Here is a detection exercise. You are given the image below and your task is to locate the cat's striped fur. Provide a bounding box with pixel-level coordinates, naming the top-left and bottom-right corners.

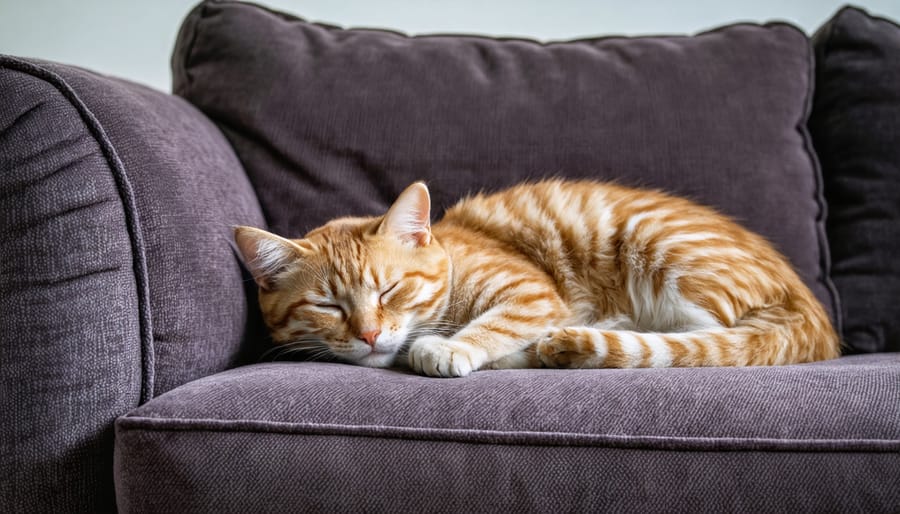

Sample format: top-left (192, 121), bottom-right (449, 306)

top-left (234, 180), bottom-right (839, 377)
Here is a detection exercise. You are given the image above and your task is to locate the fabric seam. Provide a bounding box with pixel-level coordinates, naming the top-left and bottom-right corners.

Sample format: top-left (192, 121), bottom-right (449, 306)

top-left (117, 416), bottom-right (900, 453)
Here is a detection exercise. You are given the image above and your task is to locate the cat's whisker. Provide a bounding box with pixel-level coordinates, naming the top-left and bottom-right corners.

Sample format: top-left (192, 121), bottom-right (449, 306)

top-left (260, 335), bottom-right (333, 362)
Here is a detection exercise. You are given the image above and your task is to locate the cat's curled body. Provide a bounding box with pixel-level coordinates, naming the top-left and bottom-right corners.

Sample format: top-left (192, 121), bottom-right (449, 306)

top-left (235, 180), bottom-right (839, 377)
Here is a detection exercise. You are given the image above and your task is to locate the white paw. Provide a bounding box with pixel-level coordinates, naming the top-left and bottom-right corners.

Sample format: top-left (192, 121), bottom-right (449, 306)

top-left (408, 336), bottom-right (487, 378)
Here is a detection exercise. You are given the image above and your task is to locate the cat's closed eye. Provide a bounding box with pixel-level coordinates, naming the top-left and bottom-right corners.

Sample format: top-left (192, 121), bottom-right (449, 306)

top-left (379, 282), bottom-right (401, 304)
top-left (312, 303), bottom-right (345, 318)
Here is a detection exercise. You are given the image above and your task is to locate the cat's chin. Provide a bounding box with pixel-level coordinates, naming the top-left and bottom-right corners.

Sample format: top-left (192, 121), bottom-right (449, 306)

top-left (354, 351), bottom-right (399, 368)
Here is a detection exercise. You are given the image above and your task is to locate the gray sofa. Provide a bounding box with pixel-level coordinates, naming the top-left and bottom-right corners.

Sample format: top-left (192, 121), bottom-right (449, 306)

top-left (2, 2), bottom-right (898, 512)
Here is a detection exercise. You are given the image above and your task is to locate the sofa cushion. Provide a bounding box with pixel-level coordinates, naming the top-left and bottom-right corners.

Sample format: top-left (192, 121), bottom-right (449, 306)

top-left (0, 56), bottom-right (144, 513)
top-left (0, 56), bottom-right (265, 511)
top-left (172, 0), bottom-right (839, 325)
top-left (115, 357), bottom-right (900, 512)
top-left (809, 7), bottom-right (900, 353)
top-left (24, 59), bottom-right (269, 396)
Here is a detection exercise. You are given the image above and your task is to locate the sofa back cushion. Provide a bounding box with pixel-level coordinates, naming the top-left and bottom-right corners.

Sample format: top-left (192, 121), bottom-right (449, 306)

top-left (173, 1), bottom-right (839, 324)
top-left (810, 7), bottom-right (900, 353)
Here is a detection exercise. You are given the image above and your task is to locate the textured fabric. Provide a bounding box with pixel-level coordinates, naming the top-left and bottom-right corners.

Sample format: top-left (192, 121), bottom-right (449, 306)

top-left (809, 7), bottom-right (900, 353)
top-left (115, 357), bottom-right (900, 512)
top-left (0, 55), bottom-right (266, 512)
top-left (30, 59), bottom-right (270, 394)
top-left (0, 56), bottom-right (145, 514)
top-left (115, 434), bottom-right (899, 514)
top-left (172, 0), bottom-right (839, 324)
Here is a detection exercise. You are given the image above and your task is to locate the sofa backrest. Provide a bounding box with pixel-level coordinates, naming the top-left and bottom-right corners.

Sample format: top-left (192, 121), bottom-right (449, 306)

top-left (172, 0), bottom-right (839, 325)
top-left (810, 6), bottom-right (900, 353)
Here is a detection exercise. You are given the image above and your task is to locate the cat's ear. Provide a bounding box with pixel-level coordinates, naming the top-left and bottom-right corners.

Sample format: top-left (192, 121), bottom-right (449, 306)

top-left (379, 182), bottom-right (432, 247)
top-left (233, 226), bottom-right (311, 291)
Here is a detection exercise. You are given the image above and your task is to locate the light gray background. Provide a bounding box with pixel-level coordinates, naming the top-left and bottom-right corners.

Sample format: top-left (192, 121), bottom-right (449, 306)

top-left (1, 1), bottom-right (898, 92)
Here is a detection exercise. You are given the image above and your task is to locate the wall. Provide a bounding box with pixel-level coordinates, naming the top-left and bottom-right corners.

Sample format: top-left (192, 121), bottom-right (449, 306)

top-left (1, 0), bottom-right (898, 92)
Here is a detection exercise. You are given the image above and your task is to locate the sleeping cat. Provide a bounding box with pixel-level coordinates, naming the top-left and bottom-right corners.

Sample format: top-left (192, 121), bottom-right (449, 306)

top-left (234, 180), bottom-right (840, 377)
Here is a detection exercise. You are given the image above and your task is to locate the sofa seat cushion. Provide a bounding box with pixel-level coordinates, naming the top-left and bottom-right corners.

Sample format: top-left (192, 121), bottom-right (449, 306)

top-left (115, 357), bottom-right (900, 512)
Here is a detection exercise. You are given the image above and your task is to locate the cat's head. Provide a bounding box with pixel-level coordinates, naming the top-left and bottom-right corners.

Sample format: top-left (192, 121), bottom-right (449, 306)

top-left (234, 182), bottom-right (450, 368)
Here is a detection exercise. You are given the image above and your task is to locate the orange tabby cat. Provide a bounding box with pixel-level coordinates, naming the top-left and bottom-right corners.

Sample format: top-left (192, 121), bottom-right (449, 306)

top-left (234, 180), bottom-right (839, 377)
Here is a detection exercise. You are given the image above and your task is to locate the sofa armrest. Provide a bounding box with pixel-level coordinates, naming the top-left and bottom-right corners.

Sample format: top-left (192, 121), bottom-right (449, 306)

top-left (0, 56), bottom-right (265, 512)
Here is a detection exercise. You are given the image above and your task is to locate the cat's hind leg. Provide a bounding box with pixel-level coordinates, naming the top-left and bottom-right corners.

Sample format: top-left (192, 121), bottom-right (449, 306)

top-left (488, 314), bottom-right (636, 370)
top-left (484, 316), bottom-right (630, 370)
top-left (486, 314), bottom-right (635, 370)
top-left (537, 327), bottom-right (618, 368)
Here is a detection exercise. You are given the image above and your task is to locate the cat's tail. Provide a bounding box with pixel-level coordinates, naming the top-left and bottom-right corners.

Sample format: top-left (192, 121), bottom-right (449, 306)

top-left (537, 301), bottom-right (840, 368)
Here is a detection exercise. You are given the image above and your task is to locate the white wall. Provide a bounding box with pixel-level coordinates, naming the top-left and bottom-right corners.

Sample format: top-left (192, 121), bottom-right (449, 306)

top-left (1, 0), bottom-right (898, 92)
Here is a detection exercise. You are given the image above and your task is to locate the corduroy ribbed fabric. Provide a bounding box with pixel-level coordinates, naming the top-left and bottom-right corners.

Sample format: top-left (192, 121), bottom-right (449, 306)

top-left (115, 356), bottom-right (900, 513)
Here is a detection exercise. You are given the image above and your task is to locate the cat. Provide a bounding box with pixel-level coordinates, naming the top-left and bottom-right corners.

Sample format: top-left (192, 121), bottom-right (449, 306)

top-left (234, 180), bottom-right (840, 377)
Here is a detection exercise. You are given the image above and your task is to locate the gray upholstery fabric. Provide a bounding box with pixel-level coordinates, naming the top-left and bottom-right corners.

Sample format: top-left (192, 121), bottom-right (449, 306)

top-left (34, 60), bottom-right (269, 395)
top-left (810, 7), bottom-right (900, 353)
top-left (0, 55), bottom-right (265, 512)
top-left (115, 435), bottom-right (898, 513)
top-left (115, 356), bottom-right (900, 513)
top-left (0, 56), bottom-right (145, 514)
top-left (172, 0), bottom-right (839, 325)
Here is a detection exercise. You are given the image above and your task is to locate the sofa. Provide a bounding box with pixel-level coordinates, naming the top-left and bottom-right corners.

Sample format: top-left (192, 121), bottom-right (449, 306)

top-left (1, 1), bottom-right (898, 512)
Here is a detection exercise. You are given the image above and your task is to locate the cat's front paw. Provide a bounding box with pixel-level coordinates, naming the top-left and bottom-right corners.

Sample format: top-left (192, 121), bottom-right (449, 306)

top-left (537, 328), bottom-right (599, 368)
top-left (408, 336), bottom-right (487, 378)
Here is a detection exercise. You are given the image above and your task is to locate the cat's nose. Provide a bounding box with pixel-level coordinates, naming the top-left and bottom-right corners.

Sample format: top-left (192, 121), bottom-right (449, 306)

top-left (359, 329), bottom-right (381, 347)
